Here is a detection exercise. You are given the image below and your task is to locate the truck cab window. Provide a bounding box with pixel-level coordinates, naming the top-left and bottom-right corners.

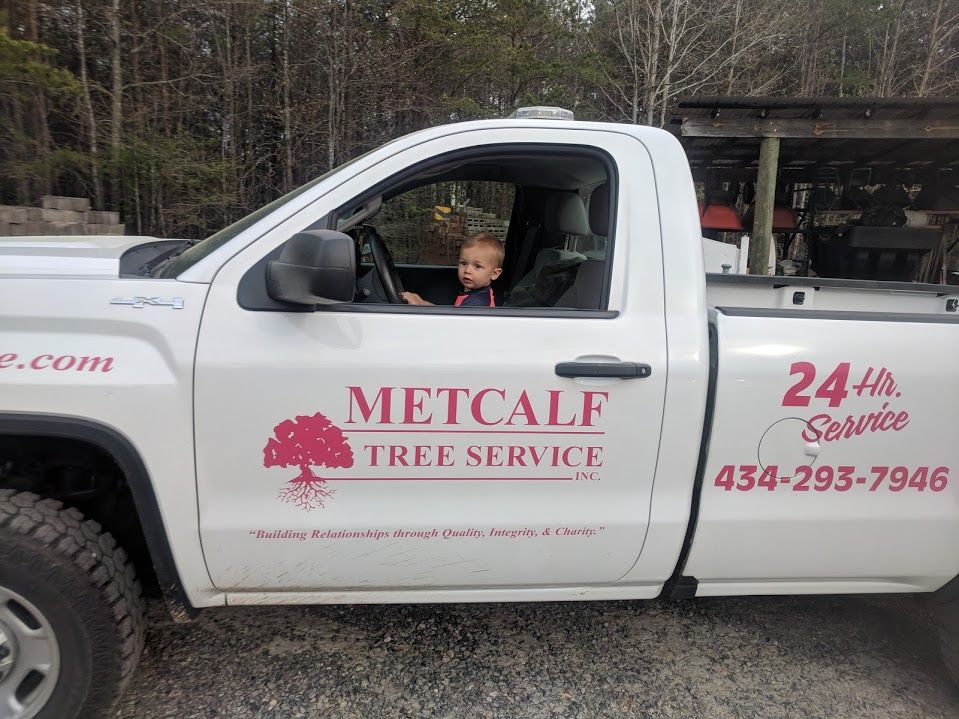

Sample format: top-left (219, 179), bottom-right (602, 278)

top-left (333, 147), bottom-right (615, 311)
top-left (375, 181), bottom-right (513, 266)
top-left (350, 181), bottom-right (514, 306)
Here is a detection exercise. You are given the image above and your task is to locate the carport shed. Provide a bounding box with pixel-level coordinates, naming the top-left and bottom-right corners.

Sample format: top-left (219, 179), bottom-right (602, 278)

top-left (670, 96), bottom-right (959, 282)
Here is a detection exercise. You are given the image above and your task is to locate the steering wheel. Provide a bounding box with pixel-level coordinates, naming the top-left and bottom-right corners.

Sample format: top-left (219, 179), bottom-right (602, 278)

top-left (365, 227), bottom-right (404, 304)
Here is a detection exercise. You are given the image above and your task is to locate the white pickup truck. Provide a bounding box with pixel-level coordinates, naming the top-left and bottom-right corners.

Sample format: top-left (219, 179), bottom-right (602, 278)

top-left (2, 110), bottom-right (958, 718)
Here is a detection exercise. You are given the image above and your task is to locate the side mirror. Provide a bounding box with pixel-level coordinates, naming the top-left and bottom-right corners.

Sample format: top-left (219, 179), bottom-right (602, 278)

top-left (266, 230), bottom-right (356, 305)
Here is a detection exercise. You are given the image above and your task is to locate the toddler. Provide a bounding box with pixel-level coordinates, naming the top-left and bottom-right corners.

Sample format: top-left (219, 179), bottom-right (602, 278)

top-left (402, 232), bottom-right (504, 307)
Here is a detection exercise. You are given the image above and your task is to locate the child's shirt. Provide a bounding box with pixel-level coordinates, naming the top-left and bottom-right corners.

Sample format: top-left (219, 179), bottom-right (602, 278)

top-left (454, 285), bottom-right (496, 307)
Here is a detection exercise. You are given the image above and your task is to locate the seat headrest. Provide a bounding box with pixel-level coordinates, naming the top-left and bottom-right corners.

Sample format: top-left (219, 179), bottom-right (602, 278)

top-left (543, 191), bottom-right (589, 236)
top-left (588, 183), bottom-right (610, 236)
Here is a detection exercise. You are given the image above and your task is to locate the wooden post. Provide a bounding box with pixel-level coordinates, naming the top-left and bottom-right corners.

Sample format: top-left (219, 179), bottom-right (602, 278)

top-left (749, 137), bottom-right (780, 274)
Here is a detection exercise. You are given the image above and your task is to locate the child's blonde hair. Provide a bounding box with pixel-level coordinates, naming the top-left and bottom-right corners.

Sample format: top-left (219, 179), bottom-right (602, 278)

top-left (461, 232), bottom-right (505, 268)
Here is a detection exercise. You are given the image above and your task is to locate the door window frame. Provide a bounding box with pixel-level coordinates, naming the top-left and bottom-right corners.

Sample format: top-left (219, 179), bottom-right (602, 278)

top-left (236, 143), bottom-right (620, 318)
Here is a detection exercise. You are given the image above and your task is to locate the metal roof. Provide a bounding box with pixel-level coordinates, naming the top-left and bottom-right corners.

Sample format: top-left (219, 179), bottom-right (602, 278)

top-left (670, 95), bottom-right (959, 183)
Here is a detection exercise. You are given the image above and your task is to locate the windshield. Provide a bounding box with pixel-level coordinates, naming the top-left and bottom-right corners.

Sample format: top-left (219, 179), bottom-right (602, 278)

top-left (156, 150), bottom-right (376, 278)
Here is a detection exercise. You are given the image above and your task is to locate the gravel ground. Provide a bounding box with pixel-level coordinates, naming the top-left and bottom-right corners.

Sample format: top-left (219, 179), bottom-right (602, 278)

top-left (117, 594), bottom-right (959, 719)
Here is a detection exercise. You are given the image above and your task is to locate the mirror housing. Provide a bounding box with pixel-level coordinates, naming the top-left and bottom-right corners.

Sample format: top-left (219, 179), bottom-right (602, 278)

top-left (266, 230), bottom-right (356, 305)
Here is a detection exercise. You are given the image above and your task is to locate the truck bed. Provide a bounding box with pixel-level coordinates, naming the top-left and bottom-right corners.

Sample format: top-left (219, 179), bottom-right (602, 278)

top-left (705, 273), bottom-right (959, 315)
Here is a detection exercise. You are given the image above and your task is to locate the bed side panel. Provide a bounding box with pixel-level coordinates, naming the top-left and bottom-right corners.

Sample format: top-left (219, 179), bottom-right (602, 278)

top-left (684, 310), bottom-right (959, 595)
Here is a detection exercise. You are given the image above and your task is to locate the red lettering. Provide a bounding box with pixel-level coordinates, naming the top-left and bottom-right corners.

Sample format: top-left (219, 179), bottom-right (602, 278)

top-left (580, 391), bottom-right (608, 427)
top-left (814, 363), bottom-right (850, 407)
top-left (437, 445), bottom-right (454, 466)
top-left (402, 388), bottom-right (432, 424)
top-left (586, 446), bottom-right (603, 466)
top-left (347, 386), bottom-right (393, 424)
top-left (783, 362), bottom-right (816, 406)
top-left (466, 446), bottom-right (482, 466)
top-left (853, 367), bottom-right (882, 397)
top-left (824, 419), bottom-right (844, 441)
top-left (52, 355), bottom-right (77, 371)
top-left (365, 445), bottom-right (385, 465)
top-left (0, 353), bottom-right (17, 369)
top-left (836, 415), bottom-right (856, 440)
top-left (30, 354), bottom-right (53, 370)
top-left (413, 445), bottom-right (431, 466)
top-left (344, 387), bottom-right (608, 430)
top-left (880, 372), bottom-right (897, 396)
top-left (507, 446), bottom-right (527, 466)
top-left (505, 392), bottom-right (538, 426)
top-left (388, 445), bottom-right (409, 467)
top-left (548, 446), bottom-right (561, 466)
top-left (484, 445), bottom-right (504, 466)
top-left (76, 356), bottom-right (114, 373)
top-left (714, 465), bottom-right (735, 491)
top-left (546, 390), bottom-right (576, 426)
top-left (801, 417), bottom-right (822, 442)
top-left (470, 388), bottom-right (506, 425)
top-left (435, 388), bottom-right (469, 424)
top-left (802, 408), bottom-right (909, 443)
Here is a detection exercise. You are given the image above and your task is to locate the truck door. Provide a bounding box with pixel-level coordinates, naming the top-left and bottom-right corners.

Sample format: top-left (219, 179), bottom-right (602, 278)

top-left (193, 128), bottom-right (668, 593)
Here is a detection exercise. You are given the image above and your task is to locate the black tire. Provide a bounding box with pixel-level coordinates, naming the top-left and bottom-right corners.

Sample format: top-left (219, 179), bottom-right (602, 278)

top-left (0, 490), bottom-right (144, 718)
top-left (940, 600), bottom-right (959, 686)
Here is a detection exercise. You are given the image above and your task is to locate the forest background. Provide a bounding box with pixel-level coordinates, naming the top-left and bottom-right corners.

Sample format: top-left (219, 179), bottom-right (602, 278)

top-left (1, 0), bottom-right (957, 239)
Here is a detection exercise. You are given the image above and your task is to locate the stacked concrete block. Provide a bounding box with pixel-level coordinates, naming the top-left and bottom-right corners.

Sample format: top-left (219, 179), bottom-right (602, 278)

top-left (41, 195), bottom-right (90, 212)
top-left (0, 196), bottom-right (125, 236)
top-left (462, 205), bottom-right (510, 243)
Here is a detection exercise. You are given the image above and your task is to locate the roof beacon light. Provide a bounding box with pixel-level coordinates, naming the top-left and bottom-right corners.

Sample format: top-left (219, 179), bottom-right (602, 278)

top-left (510, 106), bottom-right (574, 121)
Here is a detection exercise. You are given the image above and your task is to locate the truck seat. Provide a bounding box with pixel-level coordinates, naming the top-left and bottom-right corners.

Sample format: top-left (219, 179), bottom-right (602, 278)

top-left (544, 190), bottom-right (591, 238)
top-left (550, 183), bottom-right (610, 309)
top-left (554, 259), bottom-right (605, 309)
top-left (506, 191), bottom-right (588, 307)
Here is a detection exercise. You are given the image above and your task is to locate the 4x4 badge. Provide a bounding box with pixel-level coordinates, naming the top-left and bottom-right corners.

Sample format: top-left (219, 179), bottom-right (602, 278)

top-left (110, 296), bottom-right (184, 309)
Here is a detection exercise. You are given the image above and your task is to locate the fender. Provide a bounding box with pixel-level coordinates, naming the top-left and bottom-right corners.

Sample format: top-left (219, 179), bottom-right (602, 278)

top-left (0, 413), bottom-right (197, 619)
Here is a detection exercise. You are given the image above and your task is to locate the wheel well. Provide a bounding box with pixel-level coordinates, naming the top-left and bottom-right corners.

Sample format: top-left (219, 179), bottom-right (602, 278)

top-left (0, 416), bottom-right (196, 620)
top-left (0, 435), bottom-right (156, 590)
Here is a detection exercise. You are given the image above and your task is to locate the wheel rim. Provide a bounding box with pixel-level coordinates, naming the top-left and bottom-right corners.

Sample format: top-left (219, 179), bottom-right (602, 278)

top-left (0, 586), bottom-right (60, 719)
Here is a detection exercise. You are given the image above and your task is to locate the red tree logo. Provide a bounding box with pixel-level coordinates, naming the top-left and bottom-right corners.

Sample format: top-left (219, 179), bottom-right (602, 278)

top-left (263, 412), bottom-right (354, 511)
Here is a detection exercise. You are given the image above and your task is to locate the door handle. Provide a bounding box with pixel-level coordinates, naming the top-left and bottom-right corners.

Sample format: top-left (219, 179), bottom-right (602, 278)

top-left (555, 362), bottom-right (652, 379)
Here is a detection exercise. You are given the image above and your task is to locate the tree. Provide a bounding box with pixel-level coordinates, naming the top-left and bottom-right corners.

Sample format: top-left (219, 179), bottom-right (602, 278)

top-left (585, 0), bottom-right (791, 126)
top-left (263, 412), bottom-right (354, 511)
top-left (2, 0), bottom-right (957, 233)
top-left (0, 24), bottom-right (79, 202)
top-left (73, 0), bottom-right (103, 208)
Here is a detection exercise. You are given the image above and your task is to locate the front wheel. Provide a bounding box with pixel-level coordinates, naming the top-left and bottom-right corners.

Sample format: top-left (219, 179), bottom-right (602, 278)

top-left (0, 490), bottom-right (144, 718)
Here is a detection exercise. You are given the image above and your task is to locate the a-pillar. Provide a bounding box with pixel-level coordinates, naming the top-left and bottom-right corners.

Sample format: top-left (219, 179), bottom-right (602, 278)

top-left (749, 136), bottom-right (780, 274)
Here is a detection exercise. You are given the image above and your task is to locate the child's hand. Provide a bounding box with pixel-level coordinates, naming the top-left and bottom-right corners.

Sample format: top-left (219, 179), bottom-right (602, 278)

top-left (401, 291), bottom-right (429, 305)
